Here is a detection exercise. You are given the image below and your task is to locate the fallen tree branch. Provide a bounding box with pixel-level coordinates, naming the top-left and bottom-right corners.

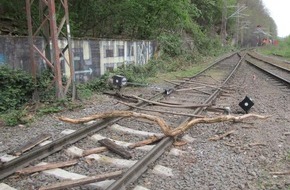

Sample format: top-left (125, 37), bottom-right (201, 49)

top-left (82, 147), bottom-right (108, 157)
top-left (16, 160), bottom-right (78, 175)
top-left (58, 111), bottom-right (270, 137)
top-left (168, 114), bottom-right (270, 136)
top-left (208, 130), bottom-right (236, 141)
top-left (269, 170), bottom-right (290, 175)
top-left (128, 135), bottom-right (164, 149)
top-left (248, 142), bottom-right (266, 147)
top-left (58, 111), bottom-right (173, 136)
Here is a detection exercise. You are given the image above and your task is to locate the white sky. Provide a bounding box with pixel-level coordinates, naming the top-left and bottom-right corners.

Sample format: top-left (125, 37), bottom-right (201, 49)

top-left (262, 0), bottom-right (290, 37)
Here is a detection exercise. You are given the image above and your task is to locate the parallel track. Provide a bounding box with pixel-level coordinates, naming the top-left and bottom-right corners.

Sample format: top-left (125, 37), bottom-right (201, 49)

top-left (246, 52), bottom-right (290, 85)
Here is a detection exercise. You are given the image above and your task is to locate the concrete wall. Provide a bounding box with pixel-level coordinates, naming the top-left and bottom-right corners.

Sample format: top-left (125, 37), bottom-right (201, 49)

top-left (0, 36), bottom-right (157, 83)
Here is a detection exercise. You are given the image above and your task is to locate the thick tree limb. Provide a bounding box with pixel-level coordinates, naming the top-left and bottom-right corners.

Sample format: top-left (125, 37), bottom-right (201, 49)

top-left (168, 114), bottom-right (270, 136)
top-left (128, 135), bottom-right (164, 149)
top-left (16, 160), bottom-right (78, 175)
top-left (58, 111), bottom-right (270, 137)
top-left (58, 111), bottom-right (173, 136)
top-left (208, 130), bottom-right (236, 141)
top-left (269, 171), bottom-right (290, 175)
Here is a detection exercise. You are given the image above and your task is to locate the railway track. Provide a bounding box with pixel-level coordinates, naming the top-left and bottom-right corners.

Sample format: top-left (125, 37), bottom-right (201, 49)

top-left (0, 51), bottom-right (262, 190)
top-left (246, 52), bottom-right (290, 85)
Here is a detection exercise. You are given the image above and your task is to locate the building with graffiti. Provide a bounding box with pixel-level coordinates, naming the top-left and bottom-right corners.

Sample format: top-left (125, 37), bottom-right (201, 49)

top-left (0, 36), bottom-right (157, 83)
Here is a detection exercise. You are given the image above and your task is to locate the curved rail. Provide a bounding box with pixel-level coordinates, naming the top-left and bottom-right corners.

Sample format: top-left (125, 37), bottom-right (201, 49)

top-left (0, 51), bottom-right (240, 181)
top-left (106, 53), bottom-right (246, 190)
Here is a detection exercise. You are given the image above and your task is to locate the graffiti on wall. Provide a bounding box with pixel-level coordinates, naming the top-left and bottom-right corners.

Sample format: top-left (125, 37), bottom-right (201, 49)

top-left (0, 36), bottom-right (156, 83)
top-left (0, 54), bottom-right (5, 65)
top-left (136, 41), bottom-right (154, 65)
top-left (59, 40), bottom-right (95, 83)
top-left (101, 40), bottom-right (156, 75)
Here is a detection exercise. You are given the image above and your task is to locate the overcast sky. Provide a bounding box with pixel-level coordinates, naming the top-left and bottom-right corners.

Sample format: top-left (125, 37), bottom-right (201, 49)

top-left (262, 0), bottom-right (290, 38)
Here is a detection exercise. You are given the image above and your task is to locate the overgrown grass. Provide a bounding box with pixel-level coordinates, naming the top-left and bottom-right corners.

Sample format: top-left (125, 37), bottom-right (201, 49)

top-left (259, 36), bottom-right (290, 59)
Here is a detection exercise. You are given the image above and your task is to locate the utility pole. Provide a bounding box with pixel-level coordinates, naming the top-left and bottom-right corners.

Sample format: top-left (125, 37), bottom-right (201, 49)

top-left (26, 0), bottom-right (75, 100)
top-left (236, 3), bottom-right (240, 46)
top-left (226, 3), bottom-right (247, 46)
top-left (221, 0), bottom-right (227, 45)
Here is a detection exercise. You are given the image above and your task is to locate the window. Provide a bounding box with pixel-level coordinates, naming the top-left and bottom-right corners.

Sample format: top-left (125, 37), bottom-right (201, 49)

top-left (105, 49), bottom-right (114, 57)
top-left (104, 45), bottom-right (114, 57)
top-left (117, 45), bottom-right (124, 57)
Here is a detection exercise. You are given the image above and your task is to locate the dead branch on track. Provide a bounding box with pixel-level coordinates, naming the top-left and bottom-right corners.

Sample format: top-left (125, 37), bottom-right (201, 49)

top-left (58, 111), bottom-right (270, 137)
top-left (223, 142), bottom-right (236, 147)
top-left (208, 130), bottom-right (236, 141)
top-left (39, 170), bottom-right (123, 190)
top-left (269, 170), bottom-right (290, 176)
top-left (16, 160), bottom-right (78, 175)
top-left (173, 140), bottom-right (187, 146)
top-left (248, 142), bottom-right (266, 147)
top-left (82, 147), bottom-right (108, 157)
top-left (58, 111), bottom-right (173, 136)
top-left (128, 135), bottom-right (164, 149)
top-left (169, 114), bottom-right (270, 136)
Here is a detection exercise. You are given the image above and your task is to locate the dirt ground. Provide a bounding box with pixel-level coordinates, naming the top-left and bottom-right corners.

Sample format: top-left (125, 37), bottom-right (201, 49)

top-left (0, 54), bottom-right (290, 190)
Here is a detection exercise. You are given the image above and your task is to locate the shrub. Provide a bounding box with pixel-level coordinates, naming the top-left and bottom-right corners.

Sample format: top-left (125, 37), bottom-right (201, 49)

top-left (0, 65), bottom-right (35, 113)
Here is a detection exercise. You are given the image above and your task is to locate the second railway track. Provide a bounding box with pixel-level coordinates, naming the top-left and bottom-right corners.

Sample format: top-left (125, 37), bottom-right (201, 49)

top-left (1, 50), bottom-right (289, 190)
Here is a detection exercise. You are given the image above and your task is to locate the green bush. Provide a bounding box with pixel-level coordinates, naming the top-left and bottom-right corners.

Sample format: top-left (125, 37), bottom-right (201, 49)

top-left (35, 69), bottom-right (57, 102)
top-left (0, 109), bottom-right (28, 126)
top-left (0, 65), bottom-right (35, 113)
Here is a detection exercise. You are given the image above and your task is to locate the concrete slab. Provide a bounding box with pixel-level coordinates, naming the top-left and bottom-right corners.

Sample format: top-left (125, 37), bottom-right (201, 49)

top-left (0, 183), bottom-right (17, 190)
top-left (152, 165), bottom-right (174, 177)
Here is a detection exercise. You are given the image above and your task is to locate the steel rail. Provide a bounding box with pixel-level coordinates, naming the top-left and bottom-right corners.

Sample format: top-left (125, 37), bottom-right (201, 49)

top-left (247, 53), bottom-right (290, 72)
top-left (0, 51), bottom-right (239, 180)
top-left (190, 51), bottom-right (239, 79)
top-left (0, 92), bottom-right (163, 180)
top-left (245, 60), bottom-right (290, 85)
top-left (106, 53), bottom-right (246, 190)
